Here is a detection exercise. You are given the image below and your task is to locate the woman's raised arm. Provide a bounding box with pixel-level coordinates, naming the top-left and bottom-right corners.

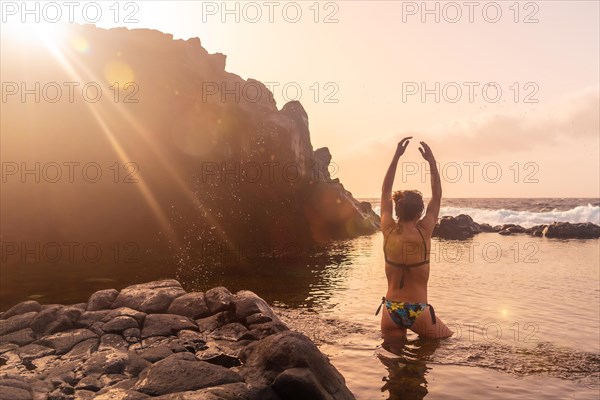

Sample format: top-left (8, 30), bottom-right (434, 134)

top-left (381, 137), bottom-right (412, 234)
top-left (418, 141), bottom-right (441, 231)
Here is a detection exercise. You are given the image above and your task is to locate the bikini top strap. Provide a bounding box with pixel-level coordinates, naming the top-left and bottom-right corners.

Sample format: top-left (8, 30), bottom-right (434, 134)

top-left (382, 226), bottom-right (396, 256)
top-left (416, 226), bottom-right (427, 260)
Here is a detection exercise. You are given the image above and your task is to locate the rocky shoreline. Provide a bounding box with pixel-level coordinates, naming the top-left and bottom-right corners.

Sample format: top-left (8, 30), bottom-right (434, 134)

top-left (432, 215), bottom-right (600, 240)
top-left (0, 280), bottom-right (355, 400)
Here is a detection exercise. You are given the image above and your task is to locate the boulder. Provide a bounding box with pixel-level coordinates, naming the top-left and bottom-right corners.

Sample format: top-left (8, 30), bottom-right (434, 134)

top-left (87, 289), bottom-right (120, 311)
top-left (204, 287), bottom-right (233, 314)
top-left (102, 316), bottom-right (139, 333)
top-left (35, 329), bottom-right (97, 355)
top-left (0, 328), bottom-right (35, 346)
top-left (1, 301), bottom-right (41, 320)
top-left (111, 280), bottom-right (186, 314)
top-left (239, 331), bottom-right (354, 400)
top-left (432, 215), bottom-right (481, 240)
top-left (0, 312), bottom-right (38, 336)
top-left (133, 354), bottom-right (243, 396)
top-left (82, 349), bottom-right (151, 377)
top-left (233, 290), bottom-right (285, 327)
top-left (545, 222), bottom-right (600, 239)
top-left (167, 292), bottom-right (211, 319)
top-left (141, 314), bottom-right (198, 338)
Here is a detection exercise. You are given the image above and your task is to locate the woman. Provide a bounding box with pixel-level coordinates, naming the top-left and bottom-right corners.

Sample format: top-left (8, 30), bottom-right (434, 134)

top-left (376, 137), bottom-right (453, 339)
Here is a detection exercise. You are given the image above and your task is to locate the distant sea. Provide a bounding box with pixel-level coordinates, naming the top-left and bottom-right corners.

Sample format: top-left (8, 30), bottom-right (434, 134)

top-left (362, 197), bottom-right (600, 227)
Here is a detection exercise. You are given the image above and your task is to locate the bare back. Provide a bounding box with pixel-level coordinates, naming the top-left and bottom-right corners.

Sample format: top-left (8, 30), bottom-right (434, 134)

top-left (383, 220), bottom-right (432, 303)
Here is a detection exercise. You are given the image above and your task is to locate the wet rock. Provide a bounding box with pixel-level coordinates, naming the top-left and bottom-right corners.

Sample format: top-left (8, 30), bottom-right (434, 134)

top-left (98, 373), bottom-right (129, 387)
top-left (111, 280), bottom-right (186, 314)
top-left (204, 287), bottom-right (233, 314)
top-left (195, 312), bottom-right (232, 333)
top-left (273, 367), bottom-right (339, 400)
top-left (74, 389), bottom-right (96, 399)
top-left (195, 342), bottom-right (241, 368)
top-left (233, 290), bottom-right (285, 327)
top-left (0, 328), bottom-right (35, 346)
top-left (30, 306), bottom-right (81, 336)
top-left (499, 224), bottom-right (526, 234)
top-left (432, 215), bottom-right (481, 240)
top-left (0, 312), bottom-right (38, 336)
top-left (140, 345), bottom-right (174, 363)
top-left (62, 337), bottom-right (99, 359)
top-left (102, 316), bottom-right (139, 333)
top-left (133, 354), bottom-right (243, 396)
top-left (35, 329), bottom-right (97, 355)
top-left (95, 389), bottom-right (149, 399)
top-left (545, 222), bottom-right (600, 239)
top-left (102, 308), bottom-right (146, 324)
top-left (47, 371), bottom-right (77, 387)
top-left (0, 385), bottom-right (32, 400)
top-left (210, 323), bottom-right (249, 341)
top-left (1, 301), bottom-right (41, 320)
top-left (498, 229), bottom-right (512, 235)
top-left (0, 282), bottom-right (354, 400)
top-left (239, 331), bottom-right (354, 400)
top-left (99, 334), bottom-right (130, 351)
top-left (141, 314), bottom-right (198, 339)
top-left (76, 310), bottom-right (111, 328)
top-left (246, 313), bottom-right (273, 325)
top-left (75, 376), bottom-right (102, 392)
top-left (42, 362), bottom-right (81, 385)
top-left (245, 321), bottom-right (288, 340)
top-left (477, 223), bottom-right (495, 233)
top-left (71, 303), bottom-right (87, 310)
top-left (152, 382), bottom-right (266, 400)
top-left (17, 343), bottom-right (55, 362)
top-left (123, 328), bottom-right (141, 343)
top-left (0, 343), bottom-right (19, 354)
top-left (87, 289), bottom-right (120, 311)
top-left (167, 292), bottom-right (211, 319)
top-left (82, 349), bottom-right (151, 377)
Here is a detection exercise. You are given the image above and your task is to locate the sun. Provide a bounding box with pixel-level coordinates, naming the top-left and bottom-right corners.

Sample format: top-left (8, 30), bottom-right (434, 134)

top-left (2, 20), bottom-right (67, 46)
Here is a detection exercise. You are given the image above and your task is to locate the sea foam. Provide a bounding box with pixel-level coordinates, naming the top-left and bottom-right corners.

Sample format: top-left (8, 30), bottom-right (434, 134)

top-left (372, 204), bottom-right (600, 228)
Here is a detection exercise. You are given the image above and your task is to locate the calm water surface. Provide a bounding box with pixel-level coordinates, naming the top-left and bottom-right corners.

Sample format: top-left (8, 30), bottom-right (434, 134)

top-left (3, 231), bottom-right (598, 399)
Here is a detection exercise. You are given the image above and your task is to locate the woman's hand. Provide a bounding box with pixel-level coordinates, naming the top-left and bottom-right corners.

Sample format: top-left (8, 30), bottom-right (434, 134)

top-left (395, 137), bottom-right (412, 158)
top-left (419, 141), bottom-right (435, 163)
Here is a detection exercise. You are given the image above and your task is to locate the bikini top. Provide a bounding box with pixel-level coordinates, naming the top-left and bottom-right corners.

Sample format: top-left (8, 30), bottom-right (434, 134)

top-left (383, 226), bottom-right (429, 289)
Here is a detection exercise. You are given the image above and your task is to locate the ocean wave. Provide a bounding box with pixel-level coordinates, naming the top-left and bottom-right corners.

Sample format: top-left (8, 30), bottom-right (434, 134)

top-left (372, 205), bottom-right (600, 227)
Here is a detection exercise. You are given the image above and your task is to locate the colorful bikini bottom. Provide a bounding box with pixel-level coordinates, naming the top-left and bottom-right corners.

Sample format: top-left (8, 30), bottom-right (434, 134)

top-left (375, 296), bottom-right (436, 329)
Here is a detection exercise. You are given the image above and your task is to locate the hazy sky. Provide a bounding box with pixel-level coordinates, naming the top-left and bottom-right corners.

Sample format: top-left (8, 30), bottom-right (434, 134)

top-left (5, 0), bottom-right (599, 197)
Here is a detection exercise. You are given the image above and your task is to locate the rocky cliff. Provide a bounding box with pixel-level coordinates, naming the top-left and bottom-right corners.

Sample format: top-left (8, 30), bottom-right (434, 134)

top-left (1, 24), bottom-right (380, 273)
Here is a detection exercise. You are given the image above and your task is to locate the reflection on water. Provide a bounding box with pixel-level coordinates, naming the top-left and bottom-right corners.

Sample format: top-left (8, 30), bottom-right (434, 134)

top-left (378, 337), bottom-right (441, 400)
top-left (1, 231), bottom-right (599, 399)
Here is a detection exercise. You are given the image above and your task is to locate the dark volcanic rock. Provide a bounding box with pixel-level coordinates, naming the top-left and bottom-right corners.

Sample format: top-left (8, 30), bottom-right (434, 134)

top-left (1, 301), bottom-right (41, 320)
top-left (87, 289), bottom-right (120, 311)
top-left (141, 314), bottom-right (198, 338)
top-left (0, 282), bottom-right (354, 399)
top-left (111, 280), bottom-right (186, 314)
top-left (432, 215), bottom-right (481, 240)
top-left (82, 349), bottom-right (151, 377)
top-left (167, 292), bottom-right (211, 319)
top-left (133, 354), bottom-right (243, 396)
top-left (239, 331), bottom-right (355, 400)
top-left (545, 222), bottom-right (600, 239)
top-left (204, 287), bottom-right (233, 314)
top-left (0, 312), bottom-right (37, 336)
top-left (233, 290), bottom-right (285, 327)
top-left (35, 329), bottom-right (97, 355)
top-left (102, 316), bottom-right (139, 333)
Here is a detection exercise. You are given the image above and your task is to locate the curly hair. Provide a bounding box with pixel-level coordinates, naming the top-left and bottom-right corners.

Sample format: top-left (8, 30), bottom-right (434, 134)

top-left (392, 190), bottom-right (424, 222)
